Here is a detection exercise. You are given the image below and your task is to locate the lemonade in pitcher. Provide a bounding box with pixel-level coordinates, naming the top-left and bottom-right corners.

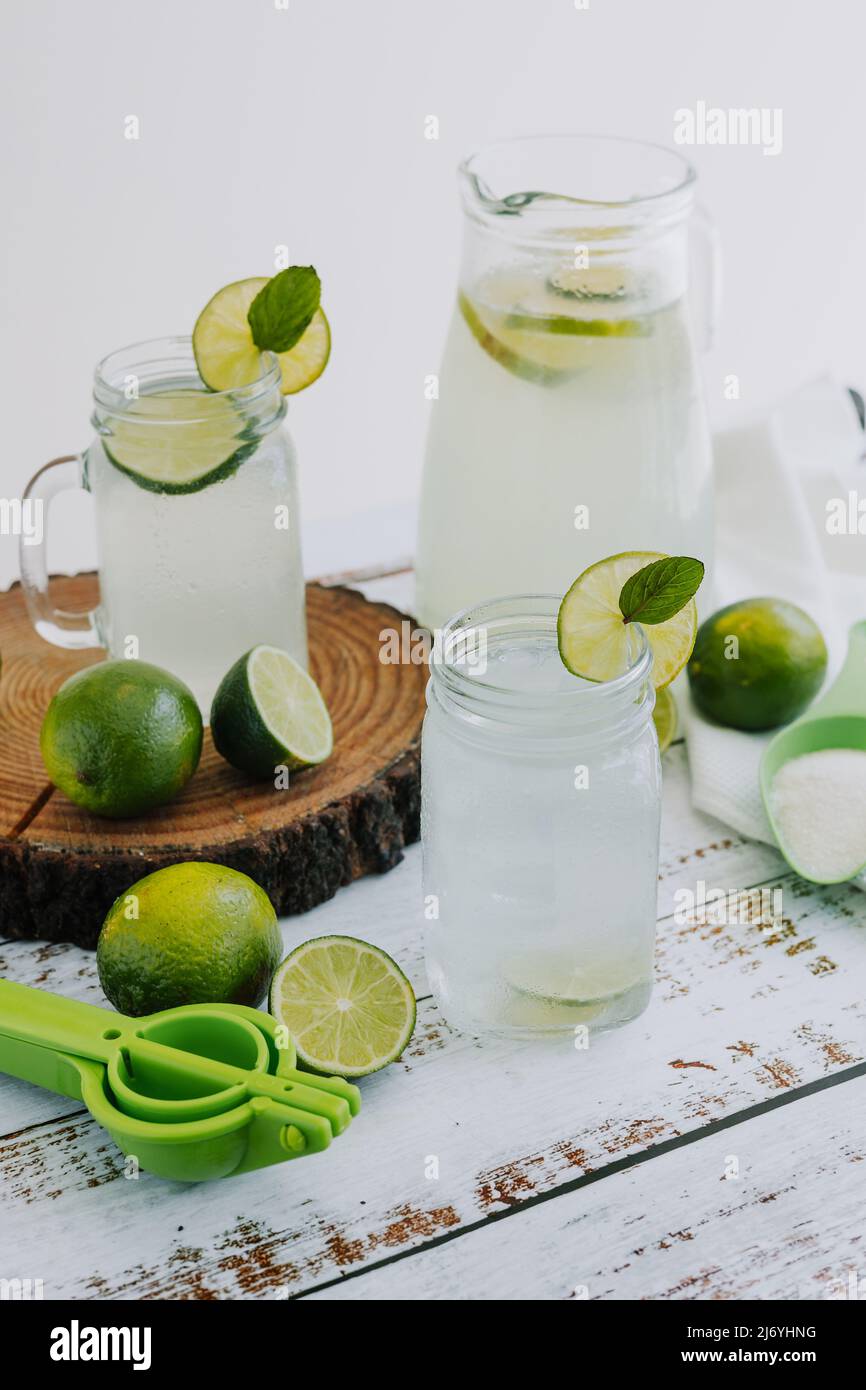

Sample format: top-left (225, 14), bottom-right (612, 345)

top-left (415, 136), bottom-right (717, 630)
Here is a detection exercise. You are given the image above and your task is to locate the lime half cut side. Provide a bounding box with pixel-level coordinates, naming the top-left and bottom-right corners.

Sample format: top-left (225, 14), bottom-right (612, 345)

top-left (269, 935), bottom-right (417, 1078)
top-left (103, 391), bottom-right (254, 494)
top-left (193, 277), bottom-right (331, 395)
top-left (557, 551), bottom-right (698, 690)
top-left (210, 645), bottom-right (333, 778)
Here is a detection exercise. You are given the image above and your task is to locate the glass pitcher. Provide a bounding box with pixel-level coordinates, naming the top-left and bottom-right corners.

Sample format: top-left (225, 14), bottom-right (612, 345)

top-left (415, 135), bottom-right (719, 630)
top-left (19, 336), bottom-right (307, 716)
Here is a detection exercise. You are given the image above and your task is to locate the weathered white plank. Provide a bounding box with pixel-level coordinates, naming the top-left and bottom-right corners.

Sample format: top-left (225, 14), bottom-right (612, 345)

top-left (1, 854), bottom-right (864, 1298)
top-left (0, 569), bottom-right (860, 1298)
top-left (0, 740), bottom-right (788, 1133)
top-left (310, 1072), bottom-right (866, 1301)
top-left (0, 856), bottom-right (425, 1130)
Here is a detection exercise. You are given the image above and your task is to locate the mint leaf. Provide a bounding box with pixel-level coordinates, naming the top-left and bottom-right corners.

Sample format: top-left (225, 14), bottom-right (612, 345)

top-left (619, 556), bottom-right (704, 625)
top-left (247, 266), bottom-right (321, 353)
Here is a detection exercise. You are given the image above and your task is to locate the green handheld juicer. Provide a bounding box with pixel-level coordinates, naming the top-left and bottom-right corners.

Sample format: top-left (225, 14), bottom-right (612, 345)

top-left (0, 978), bottom-right (360, 1181)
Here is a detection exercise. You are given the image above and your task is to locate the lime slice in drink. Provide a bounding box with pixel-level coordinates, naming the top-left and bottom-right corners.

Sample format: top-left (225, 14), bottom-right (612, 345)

top-left (547, 264), bottom-right (629, 301)
top-left (652, 684), bottom-right (678, 753)
top-left (269, 935), bottom-right (416, 1077)
top-left (193, 277), bottom-right (331, 395)
top-left (210, 645), bottom-right (333, 778)
top-left (458, 292), bottom-right (574, 386)
top-left (459, 266), bottom-right (648, 386)
top-left (557, 551), bottom-right (698, 690)
top-left (503, 951), bottom-right (643, 1005)
top-left (503, 309), bottom-right (649, 338)
top-left (499, 950), bottom-right (646, 1029)
top-left (103, 390), bottom-right (255, 494)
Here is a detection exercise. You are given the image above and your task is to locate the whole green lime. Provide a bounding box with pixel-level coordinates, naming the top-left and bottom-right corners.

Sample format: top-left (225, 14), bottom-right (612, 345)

top-left (40, 660), bottom-right (202, 818)
top-left (97, 861), bottom-right (282, 1015)
top-left (687, 598), bottom-right (827, 731)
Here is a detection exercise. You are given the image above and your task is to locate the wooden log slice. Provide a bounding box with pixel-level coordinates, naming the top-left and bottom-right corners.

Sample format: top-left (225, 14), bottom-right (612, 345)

top-left (0, 575), bottom-right (426, 947)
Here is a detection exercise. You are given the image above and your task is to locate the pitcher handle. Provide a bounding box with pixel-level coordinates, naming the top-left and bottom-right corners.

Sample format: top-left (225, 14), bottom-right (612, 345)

top-left (689, 202), bottom-right (723, 353)
top-left (18, 454), bottom-right (101, 650)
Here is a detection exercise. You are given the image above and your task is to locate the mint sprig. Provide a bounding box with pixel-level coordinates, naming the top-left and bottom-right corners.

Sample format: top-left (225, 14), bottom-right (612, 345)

top-left (248, 266), bottom-right (321, 354)
top-left (619, 556), bottom-right (704, 625)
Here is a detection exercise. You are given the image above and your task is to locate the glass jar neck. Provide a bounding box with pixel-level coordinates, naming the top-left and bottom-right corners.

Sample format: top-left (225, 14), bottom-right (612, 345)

top-left (428, 595), bottom-right (655, 748)
top-left (91, 335), bottom-right (286, 440)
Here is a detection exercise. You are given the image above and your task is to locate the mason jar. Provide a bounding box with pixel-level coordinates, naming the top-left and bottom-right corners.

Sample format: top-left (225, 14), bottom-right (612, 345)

top-left (19, 336), bottom-right (306, 716)
top-left (422, 595), bottom-right (662, 1038)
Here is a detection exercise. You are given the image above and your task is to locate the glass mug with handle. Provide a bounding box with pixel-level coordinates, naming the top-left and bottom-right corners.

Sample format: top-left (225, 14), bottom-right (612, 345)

top-left (20, 336), bottom-right (307, 716)
top-left (415, 134), bottom-right (721, 630)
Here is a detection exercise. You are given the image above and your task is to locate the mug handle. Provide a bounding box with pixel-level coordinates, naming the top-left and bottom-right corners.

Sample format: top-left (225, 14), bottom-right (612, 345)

top-left (19, 454), bottom-right (102, 650)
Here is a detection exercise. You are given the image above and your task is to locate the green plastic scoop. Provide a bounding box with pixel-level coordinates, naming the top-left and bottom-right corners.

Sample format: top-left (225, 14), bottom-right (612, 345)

top-left (760, 619), bottom-right (866, 883)
top-left (0, 979), bottom-right (360, 1182)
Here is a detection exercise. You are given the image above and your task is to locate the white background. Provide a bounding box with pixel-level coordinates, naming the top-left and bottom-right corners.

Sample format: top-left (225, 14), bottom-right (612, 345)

top-left (1, 0), bottom-right (865, 586)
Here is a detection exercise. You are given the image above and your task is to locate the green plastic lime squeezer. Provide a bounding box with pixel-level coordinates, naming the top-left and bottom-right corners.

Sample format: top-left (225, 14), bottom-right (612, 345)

top-left (0, 978), bottom-right (360, 1181)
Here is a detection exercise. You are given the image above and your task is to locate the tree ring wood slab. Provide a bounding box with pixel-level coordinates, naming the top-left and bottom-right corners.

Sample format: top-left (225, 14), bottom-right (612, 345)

top-left (0, 575), bottom-right (426, 948)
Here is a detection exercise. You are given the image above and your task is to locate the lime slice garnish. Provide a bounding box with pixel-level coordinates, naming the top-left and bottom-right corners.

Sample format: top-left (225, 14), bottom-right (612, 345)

top-left (269, 935), bottom-right (416, 1077)
top-left (102, 390), bottom-right (254, 494)
top-left (652, 684), bottom-right (678, 753)
top-left (210, 645), bottom-right (333, 778)
top-left (193, 277), bottom-right (331, 395)
top-left (557, 551), bottom-right (698, 690)
top-left (272, 310), bottom-right (330, 393)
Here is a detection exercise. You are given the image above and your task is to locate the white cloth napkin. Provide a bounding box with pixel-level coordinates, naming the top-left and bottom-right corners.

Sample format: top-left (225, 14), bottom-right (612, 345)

top-left (683, 377), bottom-right (866, 876)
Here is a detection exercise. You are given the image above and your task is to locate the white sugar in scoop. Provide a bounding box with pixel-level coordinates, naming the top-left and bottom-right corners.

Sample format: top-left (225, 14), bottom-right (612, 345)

top-left (760, 621), bottom-right (866, 884)
top-left (770, 749), bottom-right (866, 883)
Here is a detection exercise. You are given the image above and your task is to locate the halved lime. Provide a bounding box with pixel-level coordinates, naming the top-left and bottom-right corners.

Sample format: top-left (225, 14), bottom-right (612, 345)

top-left (652, 684), bottom-right (678, 753)
top-left (210, 645), bottom-right (333, 778)
top-left (103, 390), bottom-right (254, 494)
top-left (269, 935), bottom-right (416, 1077)
top-left (193, 277), bottom-right (331, 395)
top-left (557, 551), bottom-right (698, 690)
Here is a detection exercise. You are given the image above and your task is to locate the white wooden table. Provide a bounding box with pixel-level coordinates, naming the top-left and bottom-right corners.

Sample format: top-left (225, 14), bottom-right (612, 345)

top-left (2, 563), bottom-right (865, 1302)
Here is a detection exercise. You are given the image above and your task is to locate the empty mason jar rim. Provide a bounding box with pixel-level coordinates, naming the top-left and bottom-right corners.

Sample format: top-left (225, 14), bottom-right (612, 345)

top-left (430, 593), bottom-right (654, 724)
top-left (92, 334), bottom-right (282, 421)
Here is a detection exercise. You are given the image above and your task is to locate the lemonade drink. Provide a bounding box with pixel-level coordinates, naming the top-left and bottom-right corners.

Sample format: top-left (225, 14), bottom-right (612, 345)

top-left (86, 340), bottom-right (307, 715)
top-left (415, 266), bottom-right (713, 630)
top-left (421, 596), bottom-right (661, 1037)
